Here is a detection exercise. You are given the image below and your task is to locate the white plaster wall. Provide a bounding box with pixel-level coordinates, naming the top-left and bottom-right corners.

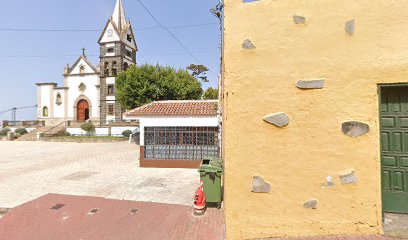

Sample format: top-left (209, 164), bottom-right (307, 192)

top-left (137, 116), bottom-right (218, 127)
top-left (111, 127), bottom-right (138, 136)
top-left (9, 128), bottom-right (36, 133)
top-left (66, 127), bottom-right (110, 136)
top-left (66, 127), bottom-right (137, 137)
top-left (106, 77), bottom-right (116, 85)
top-left (66, 75), bottom-right (100, 119)
top-left (38, 85), bottom-right (53, 119)
top-left (53, 90), bottom-right (65, 118)
top-left (100, 22), bottom-right (120, 44)
top-left (122, 28), bottom-right (137, 49)
top-left (70, 59), bottom-right (96, 75)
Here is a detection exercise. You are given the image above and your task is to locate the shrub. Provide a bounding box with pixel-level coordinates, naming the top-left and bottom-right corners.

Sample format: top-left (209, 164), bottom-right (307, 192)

top-left (0, 128), bottom-right (11, 136)
top-left (80, 123), bottom-right (95, 136)
top-left (122, 130), bottom-right (132, 138)
top-left (64, 131), bottom-right (71, 136)
top-left (15, 128), bottom-right (28, 135)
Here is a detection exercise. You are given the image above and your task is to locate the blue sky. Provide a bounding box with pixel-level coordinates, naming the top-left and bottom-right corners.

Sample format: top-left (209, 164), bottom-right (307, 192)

top-left (0, 0), bottom-right (220, 121)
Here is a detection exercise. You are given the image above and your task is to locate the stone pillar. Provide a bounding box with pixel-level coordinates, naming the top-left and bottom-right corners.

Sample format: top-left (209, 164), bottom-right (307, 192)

top-left (37, 132), bottom-right (44, 141)
top-left (7, 132), bottom-right (15, 141)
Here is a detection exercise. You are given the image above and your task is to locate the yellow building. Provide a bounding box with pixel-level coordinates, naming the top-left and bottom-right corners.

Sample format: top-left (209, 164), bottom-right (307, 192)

top-left (222, 0), bottom-right (408, 239)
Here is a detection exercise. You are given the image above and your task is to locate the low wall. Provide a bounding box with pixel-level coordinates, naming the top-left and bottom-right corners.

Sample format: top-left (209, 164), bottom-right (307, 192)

top-left (1, 128), bottom-right (36, 133)
top-left (67, 126), bottom-right (138, 137)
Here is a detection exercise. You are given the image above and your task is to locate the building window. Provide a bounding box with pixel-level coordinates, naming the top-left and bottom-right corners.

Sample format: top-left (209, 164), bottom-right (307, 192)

top-left (107, 48), bottom-right (114, 53)
top-left (127, 34), bottom-right (132, 42)
top-left (43, 106), bottom-right (49, 117)
top-left (79, 65), bottom-right (85, 75)
top-left (126, 50), bottom-right (132, 58)
top-left (108, 105), bottom-right (114, 115)
top-left (112, 61), bottom-right (117, 67)
top-left (56, 93), bottom-right (62, 105)
top-left (112, 68), bottom-right (117, 76)
top-left (107, 85), bottom-right (114, 95)
top-left (123, 63), bottom-right (129, 71)
top-left (144, 127), bottom-right (219, 160)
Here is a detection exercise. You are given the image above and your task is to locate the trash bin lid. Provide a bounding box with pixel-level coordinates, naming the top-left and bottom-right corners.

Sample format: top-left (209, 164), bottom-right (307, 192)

top-left (198, 164), bottom-right (223, 173)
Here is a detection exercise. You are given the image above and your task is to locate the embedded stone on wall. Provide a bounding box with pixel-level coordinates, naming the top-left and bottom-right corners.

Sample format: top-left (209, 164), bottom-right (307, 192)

top-left (242, 39), bottom-right (256, 49)
top-left (342, 121), bottom-right (369, 137)
top-left (293, 15), bottom-right (306, 24)
top-left (263, 113), bottom-right (290, 127)
top-left (345, 19), bottom-right (355, 35)
top-left (252, 176), bottom-right (271, 193)
top-left (303, 199), bottom-right (318, 209)
top-left (339, 170), bottom-right (357, 185)
top-left (296, 80), bottom-right (324, 89)
top-left (321, 176), bottom-right (335, 188)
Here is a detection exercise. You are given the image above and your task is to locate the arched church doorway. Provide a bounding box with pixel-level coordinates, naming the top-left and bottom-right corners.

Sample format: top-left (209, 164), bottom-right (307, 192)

top-left (77, 99), bottom-right (90, 122)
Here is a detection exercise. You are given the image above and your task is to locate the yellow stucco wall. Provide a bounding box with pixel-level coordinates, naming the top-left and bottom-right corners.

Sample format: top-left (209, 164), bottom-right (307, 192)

top-left (222, 0), bottom-right (408, 239)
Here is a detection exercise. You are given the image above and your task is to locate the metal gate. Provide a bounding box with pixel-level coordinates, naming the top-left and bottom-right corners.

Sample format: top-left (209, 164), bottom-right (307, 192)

top-left (144, 127), bottom-right (219, 160)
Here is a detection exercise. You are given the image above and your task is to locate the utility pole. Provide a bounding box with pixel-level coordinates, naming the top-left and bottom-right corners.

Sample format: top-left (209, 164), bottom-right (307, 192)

top-left (211, 1), bottom-right (224, 158)
top-left (11, 108), bottom-right (17, 124)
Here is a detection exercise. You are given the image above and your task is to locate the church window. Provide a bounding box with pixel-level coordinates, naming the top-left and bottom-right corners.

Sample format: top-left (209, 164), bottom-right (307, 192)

top-left (107, 85), bottom-right (114, 95)
top-left (56, 93), bottom-right (62, 105)
top-left (127, 34), bottom-right (132, 42)
top-left (43, 106), bottom-right (49, 117)
top-left (107, 48), bottom-right (114, 53)
top-left (79, 65), bottom-right (85, 75)
top-left (108, 105), bottom-right (114, 115)
top-left (112, 68), bottom-right (117, 77)
top-left (112, 61), bottom-right (117, 67)
top-left (105, 69), bottom-right (109, 76)
top-left (107, 30), bottom-right (113, 37)
top-left (123, 63), bottom-right (129, 71)
top-left (126, 50), bottom-right (132, 58)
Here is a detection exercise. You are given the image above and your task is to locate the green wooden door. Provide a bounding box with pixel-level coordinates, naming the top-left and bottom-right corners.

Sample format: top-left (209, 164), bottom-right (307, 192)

top-left (381, 86), bottom-right (408, 213)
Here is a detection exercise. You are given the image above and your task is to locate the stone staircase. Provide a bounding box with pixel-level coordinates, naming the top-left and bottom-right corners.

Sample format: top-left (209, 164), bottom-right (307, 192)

top-left (16, 123), bottom-right (67, 141)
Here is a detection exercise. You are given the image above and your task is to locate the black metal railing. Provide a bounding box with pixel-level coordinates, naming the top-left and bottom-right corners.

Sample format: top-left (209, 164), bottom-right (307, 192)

top-left (144, 126), bottom-right (219, 160)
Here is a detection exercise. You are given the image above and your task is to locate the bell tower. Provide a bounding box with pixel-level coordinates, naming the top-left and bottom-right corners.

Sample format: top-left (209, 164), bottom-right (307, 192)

top-left (98, 0), bottom-right (137, 125)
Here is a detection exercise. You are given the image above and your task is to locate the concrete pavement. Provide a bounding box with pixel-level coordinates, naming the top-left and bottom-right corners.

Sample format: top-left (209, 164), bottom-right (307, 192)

top-left (0, 141), bottom-right (199, 209)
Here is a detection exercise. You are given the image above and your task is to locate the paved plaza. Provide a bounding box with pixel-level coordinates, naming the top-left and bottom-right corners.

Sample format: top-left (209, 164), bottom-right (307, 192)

top-left (0, 141), bottom-right (199, 209)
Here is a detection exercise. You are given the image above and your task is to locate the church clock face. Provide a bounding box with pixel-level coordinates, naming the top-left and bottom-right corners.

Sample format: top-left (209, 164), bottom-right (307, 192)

top-left (107, 30), bottom-right (113, 37)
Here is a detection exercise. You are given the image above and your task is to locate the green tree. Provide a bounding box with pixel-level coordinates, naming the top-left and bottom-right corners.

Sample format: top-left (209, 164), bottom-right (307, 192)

top-left (116, 64), bottom-right (203, 109)
top-left (203, 87), bottom-right (219, 100)
top-left (186, 64), bottom-right (209, 82)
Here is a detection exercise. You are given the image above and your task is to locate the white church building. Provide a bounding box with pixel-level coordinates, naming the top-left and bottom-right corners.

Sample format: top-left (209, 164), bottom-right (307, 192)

top-left (36, 0), bottom-right (137, 126)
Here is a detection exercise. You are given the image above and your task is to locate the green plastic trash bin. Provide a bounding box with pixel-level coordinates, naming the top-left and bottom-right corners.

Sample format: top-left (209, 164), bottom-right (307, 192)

top-left (199, 158), bottom-right (223, 208)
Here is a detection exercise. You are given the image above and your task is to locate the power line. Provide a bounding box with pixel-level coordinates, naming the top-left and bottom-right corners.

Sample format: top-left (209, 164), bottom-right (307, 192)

top-left (0, 23), bottom-right (218, 33)
top-left (0, 105), bottom-right (36, 116)
top-left (135, 0), bottom-right (207, 66)
top-left (0, 48), bottom-right (219, 59)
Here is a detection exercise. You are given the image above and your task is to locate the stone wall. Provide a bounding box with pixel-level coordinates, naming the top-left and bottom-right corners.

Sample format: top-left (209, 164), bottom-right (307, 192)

top-left (222, 0), bottom-right (408, 238)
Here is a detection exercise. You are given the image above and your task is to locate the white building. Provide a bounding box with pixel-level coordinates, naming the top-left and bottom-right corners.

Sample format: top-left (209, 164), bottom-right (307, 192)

top-left (36, 0), bottom-right (137, 126)
top-left (123, 100), bottom-right (219, 168)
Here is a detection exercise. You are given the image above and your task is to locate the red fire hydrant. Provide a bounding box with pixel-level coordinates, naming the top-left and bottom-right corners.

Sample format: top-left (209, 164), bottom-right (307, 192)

top-left (194, 180), bottom-right (206, 215)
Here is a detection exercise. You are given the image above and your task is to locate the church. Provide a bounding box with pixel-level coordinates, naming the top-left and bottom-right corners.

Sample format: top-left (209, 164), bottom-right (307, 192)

top-left (36, 0), bottom-right (137, 126)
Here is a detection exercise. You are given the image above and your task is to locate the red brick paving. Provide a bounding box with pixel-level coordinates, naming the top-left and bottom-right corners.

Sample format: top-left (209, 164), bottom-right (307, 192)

top-left (0, 194), bottom-right (407, 240)
top-left (0, 194), bottom-right (225, 240)
top-left (266, 236), bottom-right (406, 240)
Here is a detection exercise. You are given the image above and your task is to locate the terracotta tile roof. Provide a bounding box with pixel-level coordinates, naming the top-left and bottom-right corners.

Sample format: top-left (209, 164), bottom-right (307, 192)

top-left (124, 100), bottom-right (218, 117)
